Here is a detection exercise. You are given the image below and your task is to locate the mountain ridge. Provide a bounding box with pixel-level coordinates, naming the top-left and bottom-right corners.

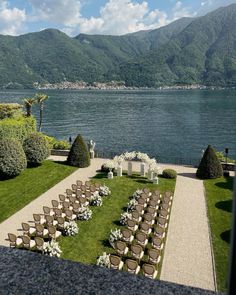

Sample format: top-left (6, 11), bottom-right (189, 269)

top-left (0, 4), bottom-right (236, 88)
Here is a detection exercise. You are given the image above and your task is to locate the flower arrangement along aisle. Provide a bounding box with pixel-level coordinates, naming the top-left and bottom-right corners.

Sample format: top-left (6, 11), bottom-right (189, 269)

top-left (77, 207), bottom-right (92, 220)
top-left (90, 193), bottom-right (103, 206)
top-left (97, 252), bottom-right (111, 268)
top-left (108, 228), bottom-right (122, 248)
top-left (127, 199), bottom-right (138, 212)
top-left (43, 240), bottom-right (62, 258)
top-left (120, 212), bottom-right (132, 225)
top-left (99, 185), bottom-right (111, 196)
top-left (63, 221), bottom-right (79, 236)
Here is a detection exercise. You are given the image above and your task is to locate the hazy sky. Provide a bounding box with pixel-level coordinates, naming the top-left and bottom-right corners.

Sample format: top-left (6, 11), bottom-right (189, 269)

top-left (1, 0), bottom-right (235, 36)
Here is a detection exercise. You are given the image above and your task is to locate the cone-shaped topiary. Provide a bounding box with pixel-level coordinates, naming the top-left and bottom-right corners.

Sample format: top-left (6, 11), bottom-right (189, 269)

top-left (0, 138), bottom-right (27, 178)
top-left (196, 145), bottom-right (223, 179)
top-left (67, 134), bottom-right (90, 167)
top-left (23, 133), bottom-right (50, 166)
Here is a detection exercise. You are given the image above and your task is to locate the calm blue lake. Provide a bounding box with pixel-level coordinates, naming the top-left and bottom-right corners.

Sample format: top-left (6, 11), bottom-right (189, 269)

top-left (0, 89), bottom-right (235, 163)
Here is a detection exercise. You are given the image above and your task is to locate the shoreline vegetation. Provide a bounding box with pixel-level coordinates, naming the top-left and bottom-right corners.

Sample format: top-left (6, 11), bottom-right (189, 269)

top-left (33, 81), bottom-right (235, 91)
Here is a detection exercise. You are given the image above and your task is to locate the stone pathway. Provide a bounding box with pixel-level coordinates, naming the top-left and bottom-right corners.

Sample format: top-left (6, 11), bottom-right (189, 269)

top-left (160, 169), bottom-right (216, 291)
top-left (0, 157), bottom-right (218, 291)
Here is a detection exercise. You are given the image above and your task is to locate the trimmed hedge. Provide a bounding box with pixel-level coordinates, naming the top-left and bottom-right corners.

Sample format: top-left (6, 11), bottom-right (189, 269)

top-left (43, 134), bottom-right (70, 150)
top-left (23, 133), bottom-right (50, 165)
top-left (0, 103), bottom-right (22, 119)
top-left (0, 138), bottom-right (27, 178)
top-left (0, 116), bottom-right (36, 143)
top-left (67, 134), bottom-right (90, 168)
top-left (162, 169), bottom-right (177, 179)
top-left (196, 145), bottom-right (223, 179)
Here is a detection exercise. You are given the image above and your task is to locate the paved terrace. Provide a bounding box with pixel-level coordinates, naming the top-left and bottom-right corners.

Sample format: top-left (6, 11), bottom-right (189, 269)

top-left (0, 157), bottom-right (220, 291)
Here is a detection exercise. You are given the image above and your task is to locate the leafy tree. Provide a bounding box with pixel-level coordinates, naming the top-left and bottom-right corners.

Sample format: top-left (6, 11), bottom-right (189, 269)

top-left (67, 134), bottom-right (90, 168)
top-left (23, 98), bottom-right (36, 117)
top-left (35, 93), bottom-right (48, 132)
top-left (196, 145), bottom-right (223, 179)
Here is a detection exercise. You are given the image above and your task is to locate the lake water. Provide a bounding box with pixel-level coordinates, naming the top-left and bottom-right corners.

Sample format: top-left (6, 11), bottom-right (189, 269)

top-left (0, 89), bottom-right (236, 163)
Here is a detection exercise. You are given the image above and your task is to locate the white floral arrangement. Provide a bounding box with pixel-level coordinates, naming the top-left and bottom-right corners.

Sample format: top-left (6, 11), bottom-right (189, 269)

top-left (120, 212), bottom-right (132, 225)
top-left (77, 207), bottom-right (92, 220)
top-left (97, 252), bottom-right (111, 268)
top-left (43, 240), bottom-right (62, 258)
top-left (123, 151), bottom-right (136, 161)
top-left (103, 160), bottom-right (115, 171)
top-left (108, 228), bottom-right (123, 248)
top-left (132, 189), bottom-right (143, 200)
top-left (136, 152), bottom-right (150, 163)
top-left (152, 164), bottom-right (160, 176)
top-left (90, 194), bottom-right (103, 206)
top-left (99, 185), bottom-right (111, 197)
top-left (63, 221), bottom-right (79, 236)
top-left (127, 199), bottom-right (138, 212)
top-left (147, 158), bottom-right (157, 169)
top-left (113, 155), bottom-right (125, 167)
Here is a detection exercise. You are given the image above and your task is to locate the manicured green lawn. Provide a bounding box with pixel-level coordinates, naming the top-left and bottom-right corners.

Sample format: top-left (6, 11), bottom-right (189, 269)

top-left (204, 176), bottom-right (233, 292)
top-left (60, 173), bottom-right (176, 265)
top-left (0, 160), bottom-right (77, 223)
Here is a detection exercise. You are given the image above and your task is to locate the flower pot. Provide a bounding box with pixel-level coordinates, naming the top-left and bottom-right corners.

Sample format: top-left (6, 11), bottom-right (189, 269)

top-left (153, 176), bottom-right (159, 184)
top-left (128, 161), bottom-right (132, 176)
top-left (108, 171), bottom-right (113, 179)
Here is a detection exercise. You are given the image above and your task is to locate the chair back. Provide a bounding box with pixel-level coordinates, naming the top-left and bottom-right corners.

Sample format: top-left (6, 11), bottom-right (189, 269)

top-left (33, 214), bottom-right (41, 223)
top-left (59, 194), bottom-right (66, 202)
top-left (76, 180), bottom-right (83, 187)
top-left (52, 200), bottom-right (59, 208)
top-left (48, 225), bottom-right (56, 237)
top-left (8, 233), bottom-right (16, 242)
top-left (22, 235), bottom-right (31, 247)
top-left (22, 222), bottom-right (30, 232)
top-left (35, 237), bottom-right (44, 250)
top-left (66, 189), bottom-right (73, 196)
top-left (71, 184), bottom-right (77, 191)
top-left (45, 215), bottom-right (53, 225)
top-left (35, 224), bottom-right (44, 235)
top-left (43, 206), bottom-right (51, 215)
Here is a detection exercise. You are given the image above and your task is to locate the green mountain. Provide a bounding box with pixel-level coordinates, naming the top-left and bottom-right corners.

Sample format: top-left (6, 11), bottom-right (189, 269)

top-left (0, 4), bottom-right (235, 88)
top-left (121, 4), bottom-right (236, 87)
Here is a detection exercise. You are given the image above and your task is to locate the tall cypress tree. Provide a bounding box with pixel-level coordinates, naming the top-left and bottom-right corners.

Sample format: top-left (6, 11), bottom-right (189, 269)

top-left (67, 134), bottom-right (90, 168)
top-left (196, 145), bottom-right (223, 179)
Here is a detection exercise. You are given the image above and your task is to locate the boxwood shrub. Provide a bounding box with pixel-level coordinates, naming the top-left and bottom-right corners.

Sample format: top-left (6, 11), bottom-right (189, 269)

top-left (23, 133), bottom-right (50, 165)
top-left (162, 169), bottom-right (177, 179)
top-left (67, 134), bottom-right (90, 167)
top-left (0, 138), bottom-right (27, 178)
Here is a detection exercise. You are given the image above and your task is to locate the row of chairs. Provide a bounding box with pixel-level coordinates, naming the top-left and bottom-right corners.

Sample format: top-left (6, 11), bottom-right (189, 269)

top-left (109, 255), bottom-right (158, 279)
top-left (109, 189), bottom-right (173, 279)
top-left (7, 179), bottom-right (101, 252)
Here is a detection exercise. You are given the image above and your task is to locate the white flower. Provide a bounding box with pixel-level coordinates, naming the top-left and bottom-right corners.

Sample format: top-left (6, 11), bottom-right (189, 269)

top-left (97, 252), bottom-right (111, 268)
top-left (43, 240), bottom-right (62, 258)
top-left (99, 185), bottom-right (111, 196)
top-left (109, 228), bottom-right (122, 248)
top-left (103, 160), bottom-right (115, 170)
top-left (152, 164), bottom-right (160, 175)
top-left (127, 199), bottom-right (138, 212)
top-left (132, 189), bottom-right (143, 200)
top-left (123, 151), bottom-right (136, 161)
top-left (90, 194), bottom-right (103, 206)
top-left (120, 212), bottom-right (132, 225)
top-left (136, 152), bottom-right (150, 163)
top-left (147, 158), bottom-right (157, 169)
top-left (77, 207), bottom-right (92, 220)
top-left (64, 221), bottom-right (79, 236)
top-left (113, 155), bottom-right (124, 165)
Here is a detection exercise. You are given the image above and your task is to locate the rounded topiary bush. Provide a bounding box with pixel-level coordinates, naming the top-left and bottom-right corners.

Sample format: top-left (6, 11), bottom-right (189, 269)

top-left (162, 169), bottom-right (177, 179)
top-left (196, 145), bottom-right (223, 179)
top-left (23, 133), bottom-right (50, 165)
top-left (0, 138), bottom-right (27, 178)
top-left (67, 134), bottom-right (90, 168)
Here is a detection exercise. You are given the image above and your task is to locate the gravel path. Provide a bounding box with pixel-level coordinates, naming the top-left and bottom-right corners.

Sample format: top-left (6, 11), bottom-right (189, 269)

top-left (0, 157), bottom-right (217, 291)
top-left (160, 169), bottom-right (216, 291)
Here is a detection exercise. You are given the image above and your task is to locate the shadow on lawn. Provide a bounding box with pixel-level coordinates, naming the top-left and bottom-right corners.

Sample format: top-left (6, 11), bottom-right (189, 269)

top-left (220, 229), bottom-right (231, 244)
top-left (215, 177), bottom-right (233, 190)
top-left (215, 200), bottom-right (232, 213)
